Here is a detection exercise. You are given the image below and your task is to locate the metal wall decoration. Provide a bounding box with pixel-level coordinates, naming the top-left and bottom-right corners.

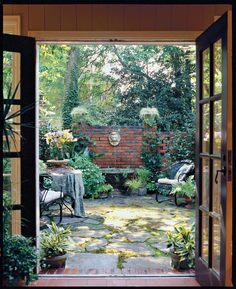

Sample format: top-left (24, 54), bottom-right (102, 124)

top-left (108, 130), bottom-right (121, 146)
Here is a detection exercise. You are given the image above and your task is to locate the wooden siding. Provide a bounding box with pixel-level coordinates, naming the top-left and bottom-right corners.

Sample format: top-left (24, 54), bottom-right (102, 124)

top-left (3, 4), bottom-right (231, 36)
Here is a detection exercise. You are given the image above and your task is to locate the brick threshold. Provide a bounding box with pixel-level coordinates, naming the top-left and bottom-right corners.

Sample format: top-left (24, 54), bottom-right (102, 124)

top-left (39, 273), bottom-right (195, 277)
top-left (30, 275), bottom-right (199, 287)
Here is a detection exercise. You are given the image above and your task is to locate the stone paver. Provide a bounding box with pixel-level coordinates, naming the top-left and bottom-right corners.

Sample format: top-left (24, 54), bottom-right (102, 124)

top-left (86, 238), bottom-right (108, 251)
top-left (122, 256), bottom-right (171, 271)
top-left (41, 194), bottom-right (194, 275)
top-left (66, 253), bottom-right (121, 274)
top-left (53, 216), bottom-right (84, 225)
top-left (72, 229), bottom-right (110, 238)
top-left (71, 225), bottom-right (92, 231)
top-left (83, 218), bottom-right (102, 225)
top-left (106, 242), bottom-right (155, 256)
top-left (124, 232), bottom-right (152, 242)
top-left (150, 242), bottom-right (169, 253)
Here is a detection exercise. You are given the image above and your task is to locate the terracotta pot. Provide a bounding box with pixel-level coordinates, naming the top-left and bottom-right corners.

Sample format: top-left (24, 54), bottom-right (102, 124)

top-left (44, 253), bottom-right (67, 268)
top-left (184, 196), bottom-right (192, 202)
top-left (46, 159), bottom-right (69, 167)
top-left (184, 196), bottom-right (193, 208)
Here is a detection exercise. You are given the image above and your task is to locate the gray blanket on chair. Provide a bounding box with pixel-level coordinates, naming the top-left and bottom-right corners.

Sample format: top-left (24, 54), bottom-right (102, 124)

top-left (51, 172), bottom-right (85, 217)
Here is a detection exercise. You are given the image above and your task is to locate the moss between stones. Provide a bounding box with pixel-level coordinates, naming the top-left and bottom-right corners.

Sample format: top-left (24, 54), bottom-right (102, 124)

top-left (152, 249), bottom-right (166, 257)
top-left (117, 254), bottom-right (126, 269)
top-left (116, 251), bottom-right (147, 269)
top-left (105, 226), bottom-right (123, 234)
top-left (91, 247), bottom-right (106, 254)
top-left (103, 234), bottom-right (112, 240)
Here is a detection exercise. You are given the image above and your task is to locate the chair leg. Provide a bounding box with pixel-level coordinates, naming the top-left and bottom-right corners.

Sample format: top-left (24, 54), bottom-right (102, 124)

top-left (58, 203), bottom-right (63, 224)
top-left (63, 201), bottom-right (74, 218)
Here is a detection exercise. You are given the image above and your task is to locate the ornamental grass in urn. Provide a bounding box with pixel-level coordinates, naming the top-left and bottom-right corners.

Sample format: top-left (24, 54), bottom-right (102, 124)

top-left (45, 129), bottom-right (77, 166)
top-left (40, 222), bottom-right (71, 269)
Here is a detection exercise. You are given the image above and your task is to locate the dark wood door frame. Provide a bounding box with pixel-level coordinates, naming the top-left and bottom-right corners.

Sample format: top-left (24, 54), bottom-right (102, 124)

top-left (1, 0), bottom-right (235, 286)
top-left (3, 34), bottom-right (36, 238)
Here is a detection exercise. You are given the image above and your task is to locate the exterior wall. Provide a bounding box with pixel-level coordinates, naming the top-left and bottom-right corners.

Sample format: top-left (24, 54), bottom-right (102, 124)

top-left (73, 125), bottom-right (175, 168)
top-left (3, 4), bottom-right (230, 36)
top-left (74, 126), bottom-right (143, 168)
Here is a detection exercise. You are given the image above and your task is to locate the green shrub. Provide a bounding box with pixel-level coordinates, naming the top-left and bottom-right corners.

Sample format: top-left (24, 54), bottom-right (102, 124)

top-left (39, 159), bottom-right (47, 173)
top-left (96, 184), bottom-right (114, 196)
top-left (3, 235), bottom-right (38, 286)
top-left (166, 126), bottom-right (195, 162)
top-left (136, 168), bottom-right (151, 186)
top-left (146, 181), bottom-right (157, 192)
top-left (69, 154), bottom-right (106, 198)
top-left (39, 123), bottom-right (51, 161)
top-left (3, 191), bottom-right (12, 236)
top-left (141, 131), bottom-right (162, 175)
top-left (125, 179), bottom-right (142, 190)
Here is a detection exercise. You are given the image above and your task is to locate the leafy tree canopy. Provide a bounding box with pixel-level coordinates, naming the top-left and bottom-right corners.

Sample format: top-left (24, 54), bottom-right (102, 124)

top-left (39, 44), bottom-right (196, 132)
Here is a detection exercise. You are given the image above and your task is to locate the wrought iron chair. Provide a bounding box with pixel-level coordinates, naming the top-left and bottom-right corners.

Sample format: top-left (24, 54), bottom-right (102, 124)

top-left (155, 159), bottom-right (195, 206)
top-left (39, 173), bottom-right (73, 224)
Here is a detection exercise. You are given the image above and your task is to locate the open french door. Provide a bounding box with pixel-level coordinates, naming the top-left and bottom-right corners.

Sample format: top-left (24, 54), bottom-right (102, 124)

top-left (195, 12), bottom-right (232, 286)
top-left (3, 34), bottom-right (37, 238)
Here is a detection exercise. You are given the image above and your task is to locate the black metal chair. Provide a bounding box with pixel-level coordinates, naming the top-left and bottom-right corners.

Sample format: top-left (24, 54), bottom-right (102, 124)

top-left (155, 159), bottom-right (195, 206)
top-left (39, 173), bottom-right (73, 224)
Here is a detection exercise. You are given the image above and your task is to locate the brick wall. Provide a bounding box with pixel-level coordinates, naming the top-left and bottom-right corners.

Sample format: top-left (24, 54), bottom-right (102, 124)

top-left (73, 125), bottom-right (143, 168)
top-left (73, 125), bottom-right (176, 168)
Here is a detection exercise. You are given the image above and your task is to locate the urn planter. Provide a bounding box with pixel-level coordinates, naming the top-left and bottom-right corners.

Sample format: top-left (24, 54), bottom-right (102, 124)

top-left (43, 253), bottom-right (67, 268)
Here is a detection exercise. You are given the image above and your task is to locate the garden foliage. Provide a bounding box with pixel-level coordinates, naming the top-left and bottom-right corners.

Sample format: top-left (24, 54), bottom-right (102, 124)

top-left (39, 44), bottom-right (195, 131)
top-left (68, 154), bottom-right (107, 198)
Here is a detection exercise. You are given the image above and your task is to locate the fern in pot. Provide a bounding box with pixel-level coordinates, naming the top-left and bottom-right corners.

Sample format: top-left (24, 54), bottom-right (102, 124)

top-left (172, 176), bottom-right (196, 208)
top-left (125, 178), bottom-right (142, 195)
top-left (40, 222), bottom-right (71, 269)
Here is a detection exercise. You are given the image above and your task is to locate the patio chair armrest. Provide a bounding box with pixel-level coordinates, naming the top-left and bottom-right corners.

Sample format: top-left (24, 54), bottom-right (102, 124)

top-left (177, 173), bottom-right (187, 182)
top-left (40, 174), bottom-right (53, 190)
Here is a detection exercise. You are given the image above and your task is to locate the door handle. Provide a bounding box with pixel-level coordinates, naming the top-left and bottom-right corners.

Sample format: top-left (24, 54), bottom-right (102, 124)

top-left (215, 166), bottom-right (226, 184)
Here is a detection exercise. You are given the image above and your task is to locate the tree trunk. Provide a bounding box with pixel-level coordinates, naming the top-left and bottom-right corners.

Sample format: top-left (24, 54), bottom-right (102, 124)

top-left (62, 47), bottom-right (80, 129)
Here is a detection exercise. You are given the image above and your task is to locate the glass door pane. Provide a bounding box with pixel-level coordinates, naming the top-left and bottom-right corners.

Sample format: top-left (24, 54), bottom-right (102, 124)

top-left (196, 12), bottom-right (229, 286)
top-left (213, 39), bottom-right (222, 95)
top-left (202, 48), bottom-right (210, 99)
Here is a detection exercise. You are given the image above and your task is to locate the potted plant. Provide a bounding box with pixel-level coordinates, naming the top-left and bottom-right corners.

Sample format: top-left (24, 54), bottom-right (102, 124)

top-left (166, 224), bottom-right (195, 270)
top-left (139, 107), bottom-right (159, 127)
top-left (2, 191), bottom-right (38, 286)
top-left (40, 222), bottom-right (71, 268)
top-left (136, 168), bottom-right (151, 195)
top-left (96, 183), bottom-right (114, 199)
top-left (3, 235), bottom-right (38, 286)
top-left (171, 176), bottom-right (196, 208)
top-left (125, 168), bottom-right (151, 196)
top-left (146, 181), bottom-right (157, 194)
top-left (44, 129), bottom-right (77, 166)
top-left (125, 178), bottom-right (142, 195)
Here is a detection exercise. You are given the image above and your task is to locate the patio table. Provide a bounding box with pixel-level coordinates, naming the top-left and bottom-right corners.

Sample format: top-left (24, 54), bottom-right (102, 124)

top-left (46, 166), bottom-right (85, 217)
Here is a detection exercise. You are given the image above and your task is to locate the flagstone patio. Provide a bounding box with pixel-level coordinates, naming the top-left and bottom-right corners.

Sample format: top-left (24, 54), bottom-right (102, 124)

top-left (40, 194), bottom-right (195, 276)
